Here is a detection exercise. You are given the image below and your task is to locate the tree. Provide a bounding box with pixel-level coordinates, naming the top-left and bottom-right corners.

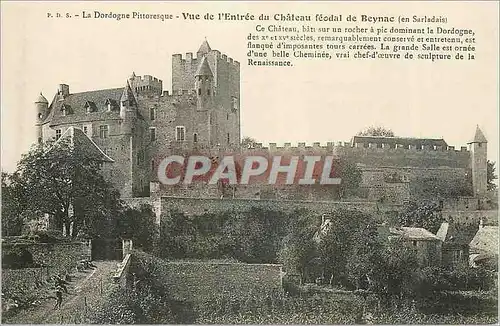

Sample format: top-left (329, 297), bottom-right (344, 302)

top-left (487, 160), bottom-right (497, 190)
top-left (1, 172), bottom-right (27, 236)
top-left (278, 211), bottom-right (318, 282)
top-left (398, 200), bottom-right (443, 234)
top-left (12, 139), bottom-right (123, 238)
top-left (335, 158), bottom-right (362, 198)
top-left (241, 136), bottom-right (257, 148)
top-left (117, 204), bottom-right (158, 253)
top-left (357, 126), bottom-right (395, 137)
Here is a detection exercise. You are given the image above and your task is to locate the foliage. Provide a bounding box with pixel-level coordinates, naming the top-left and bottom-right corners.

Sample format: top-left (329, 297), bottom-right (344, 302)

top-left (1, 172), bottom-right (28, 236)
top-left (278, 211), bottom-right (318, 282)
top-left (9, 139), bottom-right (123, 238)
top-left (157, 207), bottom-right (293, 263)
top-left (333, 157), bottom-right (363, 199)
top-left (357, 126), bottom-right (395, 137)
top-left (240, 136), bottom-right (258, 148)
top-left (410, 173), bottom-right (473, 200)
top-left (87, 251), bottom-right (497, 325)
top-left (117, 204), bottom-right (157, 252)
top-left (487, 160), bottom-right (497, 190)
top-left (398, 200), bottom-right (444, 234)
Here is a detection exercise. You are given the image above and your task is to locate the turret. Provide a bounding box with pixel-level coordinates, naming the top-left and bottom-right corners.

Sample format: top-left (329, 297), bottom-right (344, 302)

top-left (35, 92), bottom-right (49, 143)
top-left (197, 38), bottom-right (211, 58)
top-left (468, 125), bottom-right (488, 197)
top-left (195, 56), bottom-right (214, 111)
top-left (120, 81), bottom-right (137, 134)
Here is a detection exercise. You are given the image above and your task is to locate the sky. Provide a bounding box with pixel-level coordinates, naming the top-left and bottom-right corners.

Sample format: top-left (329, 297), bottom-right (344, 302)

top-left (1, 1), bottom-right (498, 172)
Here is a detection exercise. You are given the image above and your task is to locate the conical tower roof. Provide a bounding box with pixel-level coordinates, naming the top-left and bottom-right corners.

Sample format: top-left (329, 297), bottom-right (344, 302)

top-left (36, 92), bottom-right (49, 104)
top-left (469, 125), bottom-right (487, 143)
top-left (120, 81), bottom-right (137, 106)
top-left (197, 39), bottom-right (211, 55)
top-left (195, 56), bottom-right (213, 77)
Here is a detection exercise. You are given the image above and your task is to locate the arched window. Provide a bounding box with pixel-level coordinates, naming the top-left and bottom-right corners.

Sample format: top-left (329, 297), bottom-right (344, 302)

top-left (193, 133), bottom-right (198, 143)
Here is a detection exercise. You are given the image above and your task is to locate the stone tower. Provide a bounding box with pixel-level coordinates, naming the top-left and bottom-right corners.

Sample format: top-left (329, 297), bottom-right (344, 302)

top-left (120, 80), bottom-right (137, 135)
top-left (35, 93), bottom-right (49, 143)
top-left (468, 125), bottom-right (488, 197)
top-left (195, 56), bottom-right (214, 111)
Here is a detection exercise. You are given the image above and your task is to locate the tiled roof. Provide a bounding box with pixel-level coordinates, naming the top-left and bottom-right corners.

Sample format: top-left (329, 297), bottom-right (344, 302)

top-left (47, 88), bottom-right (124, 127)
top-left (49, 126), bottom-right (114, 163)
top-left (36, 92), bottom-right (48, 104)
top-left (437, 222), bottom-right (478, 245)
top-left (390, 227), bottom-right (441, 241)
top-left (470, 226), bottom-right (498, 256)
top-left (195, 56), bottom-right (213, 77)
top-left (197, 39), bottom-right (211, 54)
top-left (470, 125), bottom-right (487, 143)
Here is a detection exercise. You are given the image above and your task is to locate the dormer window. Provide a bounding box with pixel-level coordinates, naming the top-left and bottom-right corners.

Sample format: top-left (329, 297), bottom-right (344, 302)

top-left (84, 101), bottom-right (97, 113)
top-left (61, 104), bottom-right (72, 116)
top-left (105, 99), bottom-right (116, 112)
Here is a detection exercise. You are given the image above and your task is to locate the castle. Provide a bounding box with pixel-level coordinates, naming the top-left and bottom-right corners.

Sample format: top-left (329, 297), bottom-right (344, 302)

top-left (34, 39), bottom-right (489, 208)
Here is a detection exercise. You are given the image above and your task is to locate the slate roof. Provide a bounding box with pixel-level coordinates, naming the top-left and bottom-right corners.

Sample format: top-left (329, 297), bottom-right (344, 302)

top-left (49, 126), bottom-right (114, 163)
top-left (195, 56), bottom-right (213, 77)
top-left (469, 226), bottom-right (498, 256)
top-left (352, 135), bottom-right (448, 148)
top-left (436, 222), bottom-right (478, 245)
top-left (390, 227), bottom-right (441, 241)
top-left (197, 39), bottom-right (211, 54)
top-left (469, 125), bottom-right (487, 143)
top-left (36, 93), bottom-right (49, 104)
top-left (47, 88), bottom-right (124, 127)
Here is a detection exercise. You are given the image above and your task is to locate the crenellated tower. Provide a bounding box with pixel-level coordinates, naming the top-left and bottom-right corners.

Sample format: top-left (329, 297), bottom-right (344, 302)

top-left (468, 125), bottom-right (488, 197)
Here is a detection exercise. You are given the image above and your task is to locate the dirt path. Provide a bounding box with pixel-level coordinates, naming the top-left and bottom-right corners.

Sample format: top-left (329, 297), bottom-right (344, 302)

top-left (4, 260), bottom-right (119, 324)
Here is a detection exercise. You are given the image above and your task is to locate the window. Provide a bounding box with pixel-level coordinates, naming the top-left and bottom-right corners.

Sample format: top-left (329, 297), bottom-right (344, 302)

top-left (150, 107), bottom-right (156, 120)
top-left (227, 133), bottom-right (230, 144)
top-left (82, 124), bottom-right (92, 136)
top-left (99, 125), bottom-right (109, 139)
top-left (55, 129), bottom-right (62, 140)
top-left (412, 241), bottom-right (417, 247)
top-left (198, 88), bottom-right (201, 95)
top-left (193, 133), bottom-right (198, 143)
top-left (231, 97), bottom-right (238, 111)
top-left (227, 113), bottom-right (229, 120)
top-left (176, 126), bottom-right (186, 141)
top-left (150, 127), bottom-right (156, 141)
top-left (207, 89), bottom-right (210, 95)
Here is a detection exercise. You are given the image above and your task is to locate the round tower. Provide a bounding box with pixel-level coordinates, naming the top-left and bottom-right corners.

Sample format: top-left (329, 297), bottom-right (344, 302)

top-left (35, 92), bottom-right (49, 143)
top-left (468, 125), bottom-right (488, 197)
top-left (195, 56), bottom-right (214, 111)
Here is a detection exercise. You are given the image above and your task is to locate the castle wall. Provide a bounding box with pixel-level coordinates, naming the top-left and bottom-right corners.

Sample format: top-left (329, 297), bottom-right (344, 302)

top-left (339, 146), bottom-right (471, 168)
top-left (442, 210), bottom-right (498, 226)
top-left (160, 196), bottom-right (399, 220)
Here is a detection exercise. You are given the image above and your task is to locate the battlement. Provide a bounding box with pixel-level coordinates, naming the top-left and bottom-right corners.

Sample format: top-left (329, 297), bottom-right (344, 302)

top-left (130, 74), bottom-right (163, 95)
top-left (242, 141), bottom-right (470, 153)
top-left (159, 89), bottom-right (198, 103)
top-left (172, 50), bottom-right (240, 67)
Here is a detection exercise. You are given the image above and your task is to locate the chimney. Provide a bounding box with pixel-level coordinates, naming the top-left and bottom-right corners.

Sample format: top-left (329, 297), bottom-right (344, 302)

top-left (58, 84), bottom-right (70, 98)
